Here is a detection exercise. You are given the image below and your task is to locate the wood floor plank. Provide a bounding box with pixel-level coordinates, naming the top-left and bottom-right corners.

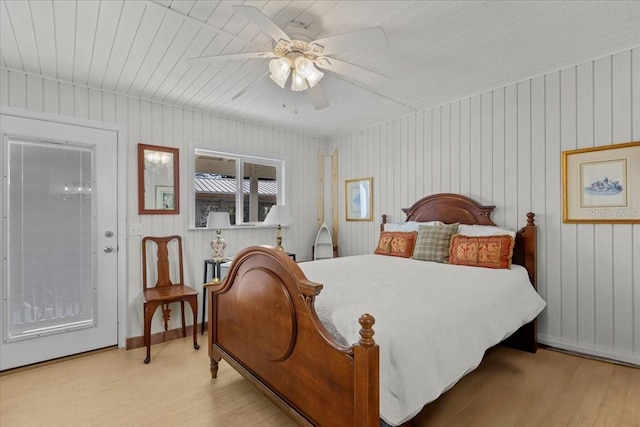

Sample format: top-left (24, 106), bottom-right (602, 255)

top-left (514, 349), bottom-right (582, 427)
top-left (593, 364), bottom-right (632, 426)
top-left (0, 338), bottom-right (636, 427)
top-left (621, 367), bottom-right (640, 427)
top-left (567, 361), bottom-right (614, 426)
top-left (539, 355), bottom-right (601, 425)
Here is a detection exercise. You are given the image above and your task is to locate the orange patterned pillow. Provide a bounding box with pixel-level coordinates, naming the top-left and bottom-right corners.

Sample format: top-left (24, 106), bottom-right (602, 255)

top-left (449, 234), bottom-right (515, 269)
top-left (374, 231), bottom-right (418, 258)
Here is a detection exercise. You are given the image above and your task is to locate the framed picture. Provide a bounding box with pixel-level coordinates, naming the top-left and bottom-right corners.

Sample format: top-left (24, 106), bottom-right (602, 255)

top-left (562, 141), bottom-right (640, 223)
top-left (345, 177), bottom-right (373, 221)
top-left (155, 185), bottom-right (175, 210)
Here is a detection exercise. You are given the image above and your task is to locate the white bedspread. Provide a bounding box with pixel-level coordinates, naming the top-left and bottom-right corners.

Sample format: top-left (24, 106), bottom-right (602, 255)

top-left (298, 254), bottom-right (546, 426)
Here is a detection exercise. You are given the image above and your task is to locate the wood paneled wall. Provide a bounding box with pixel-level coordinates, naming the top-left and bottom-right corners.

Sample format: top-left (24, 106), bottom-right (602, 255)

top-left (0, 69), bottom-right (323, 339)
top-left (330, 48), bottom-right (640, 365)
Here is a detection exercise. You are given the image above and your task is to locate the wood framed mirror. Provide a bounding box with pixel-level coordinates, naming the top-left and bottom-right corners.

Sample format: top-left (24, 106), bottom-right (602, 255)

top-left (138, 143), bottom-right (179, 214)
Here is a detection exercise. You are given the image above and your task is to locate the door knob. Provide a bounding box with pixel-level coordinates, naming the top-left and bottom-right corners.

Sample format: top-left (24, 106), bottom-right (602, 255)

top-left (104, 246), bottom-right (114, 253)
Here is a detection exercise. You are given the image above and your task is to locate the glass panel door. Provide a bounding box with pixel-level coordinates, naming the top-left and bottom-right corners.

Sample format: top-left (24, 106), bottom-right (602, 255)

top-left (6, 139), bottom-right (95, 340)
top-left (1, 113), bottom-right (118, 371)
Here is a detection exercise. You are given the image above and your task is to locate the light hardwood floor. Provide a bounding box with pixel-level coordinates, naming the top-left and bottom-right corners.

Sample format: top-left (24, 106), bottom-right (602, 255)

top-left (1, 337), bottom-right (638, 426)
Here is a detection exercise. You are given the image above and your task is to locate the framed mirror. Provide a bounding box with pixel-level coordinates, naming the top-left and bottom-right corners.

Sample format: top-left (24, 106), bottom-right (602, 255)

top-left (138, 143), bottom-right (179, 214)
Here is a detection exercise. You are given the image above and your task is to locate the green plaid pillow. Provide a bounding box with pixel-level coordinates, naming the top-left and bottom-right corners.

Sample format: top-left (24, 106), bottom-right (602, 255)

top-left (411, 223), bottom-right (460, 263)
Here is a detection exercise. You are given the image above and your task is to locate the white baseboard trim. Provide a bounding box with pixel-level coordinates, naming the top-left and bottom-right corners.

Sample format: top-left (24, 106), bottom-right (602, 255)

top-left (538, 334), bottom-right (639, 367)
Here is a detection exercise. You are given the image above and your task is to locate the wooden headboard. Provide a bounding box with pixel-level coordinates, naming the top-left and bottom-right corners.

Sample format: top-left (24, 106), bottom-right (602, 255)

top-left (381, 193), bottom-right (537, 290)
top-left (403, 192), bottom-right (497, 225)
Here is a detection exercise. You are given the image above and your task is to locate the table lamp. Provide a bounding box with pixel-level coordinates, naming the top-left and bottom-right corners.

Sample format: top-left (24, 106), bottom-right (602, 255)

top-left (263, 205), bottom-right (293, 251)
top-left (207, 212), bottom-right (231, 277)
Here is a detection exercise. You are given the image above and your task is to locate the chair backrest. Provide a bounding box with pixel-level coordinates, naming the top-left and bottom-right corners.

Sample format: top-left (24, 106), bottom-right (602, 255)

top-left (142, 235), bottom-right (185, 291)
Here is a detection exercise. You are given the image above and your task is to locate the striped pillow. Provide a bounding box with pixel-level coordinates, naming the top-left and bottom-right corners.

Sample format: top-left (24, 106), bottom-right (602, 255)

top-left (411, 223), bottom-right (459, 263)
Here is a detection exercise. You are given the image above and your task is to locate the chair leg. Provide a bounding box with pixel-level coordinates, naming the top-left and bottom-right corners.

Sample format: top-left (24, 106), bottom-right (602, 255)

top-left (187, 297), bottom-right (200, 350)
top-left (144, 301), bottom-right (161, 364)
top-left (180, 301), bottom-right (187, 338)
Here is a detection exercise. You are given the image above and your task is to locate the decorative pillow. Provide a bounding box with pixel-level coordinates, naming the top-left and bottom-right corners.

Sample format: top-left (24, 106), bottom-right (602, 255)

top-left (411, 223), bottom-right (459, 263)
top-left (384, 220), bottom-right (443, 232)
top-left (449, 234), bottom-right (515, 269)
top-left (374, 231), bottom-right (418, 258)
top-left (457, 224), bottom-right (516, 239)
top-left (384, 221), bottom-right (418, 232)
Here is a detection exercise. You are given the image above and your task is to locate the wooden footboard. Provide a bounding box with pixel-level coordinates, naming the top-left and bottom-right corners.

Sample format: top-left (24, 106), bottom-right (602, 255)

top-left (206, 246), bottom-right (379, 426)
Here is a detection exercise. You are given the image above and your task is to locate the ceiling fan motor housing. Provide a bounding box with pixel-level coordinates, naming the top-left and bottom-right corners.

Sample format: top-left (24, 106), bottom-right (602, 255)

top-left (273, 22), bottom-right (324, 60)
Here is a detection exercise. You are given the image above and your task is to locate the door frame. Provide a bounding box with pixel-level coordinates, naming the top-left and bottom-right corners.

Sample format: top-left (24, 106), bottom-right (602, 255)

top-left (1, 105), bottom-right (128, 348)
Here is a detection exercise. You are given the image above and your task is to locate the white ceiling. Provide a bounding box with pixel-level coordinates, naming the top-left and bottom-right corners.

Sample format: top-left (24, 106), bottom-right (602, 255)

top-left (2, 1), bottom-right (640, 138)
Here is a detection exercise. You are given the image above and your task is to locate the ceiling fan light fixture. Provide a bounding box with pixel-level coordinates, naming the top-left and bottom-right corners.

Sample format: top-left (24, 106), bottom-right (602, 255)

top-left (269, 58), bottom-right (291, 88)
top-left (270, 73), bottom-right (288, 89)
top-left (293, 56), bottom-right (324, 88)
top-left (291, 69), bottom-right (309, 91)
top-left (305, 68), bottom-right (324, 88)
top-left (294, 56), bottom-right (315, 79)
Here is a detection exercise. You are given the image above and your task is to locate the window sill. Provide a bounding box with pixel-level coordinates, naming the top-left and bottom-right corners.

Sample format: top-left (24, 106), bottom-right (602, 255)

top-left (189, 224), bottom-right (291, 232)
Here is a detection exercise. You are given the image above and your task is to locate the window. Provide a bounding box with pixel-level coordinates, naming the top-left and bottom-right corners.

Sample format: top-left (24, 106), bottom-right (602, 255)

top-left (192, 148), bottom-right (285, 227)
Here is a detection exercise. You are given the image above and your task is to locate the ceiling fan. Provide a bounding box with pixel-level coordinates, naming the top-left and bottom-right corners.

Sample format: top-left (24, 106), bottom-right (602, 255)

top-left (186, 5), bottom-right (390, 110)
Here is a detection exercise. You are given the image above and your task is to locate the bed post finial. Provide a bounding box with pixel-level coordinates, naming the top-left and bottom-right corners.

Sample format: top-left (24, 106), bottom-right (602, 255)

top-left (358, 314), bottom-right (376, 347)
top-left (526, 212), bottom-right (535, 226)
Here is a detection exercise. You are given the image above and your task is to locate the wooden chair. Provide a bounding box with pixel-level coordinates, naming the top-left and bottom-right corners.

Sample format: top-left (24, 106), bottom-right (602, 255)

top-left (142, 235), bottom-right (199, 363)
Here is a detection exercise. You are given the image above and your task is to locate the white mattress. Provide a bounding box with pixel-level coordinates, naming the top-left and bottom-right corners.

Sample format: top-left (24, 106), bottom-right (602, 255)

top-left (298, 254), bottom-right (547, 426)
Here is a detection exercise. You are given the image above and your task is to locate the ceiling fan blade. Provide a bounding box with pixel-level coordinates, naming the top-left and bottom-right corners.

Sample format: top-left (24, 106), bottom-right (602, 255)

top-left (306, 84), bottom-right (330, 110)
top-left (232, 5), bottom-right (291, 43)
top-left (187, 51), bottom-right (276, 65)
top-left (311, 27), bottom-right (388, 56)
top-left (315, 58), bottom-right (389, 88)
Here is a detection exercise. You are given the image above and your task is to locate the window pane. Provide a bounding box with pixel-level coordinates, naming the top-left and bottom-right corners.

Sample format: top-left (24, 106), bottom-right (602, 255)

top-left (195, 155), bottom-right (237, 226)
top-left (6, 139), bottom-right (95, 340)
top-left (242, 162), bottom-right (277, 223)
top-left (193, 149), bottom-right (284, 227)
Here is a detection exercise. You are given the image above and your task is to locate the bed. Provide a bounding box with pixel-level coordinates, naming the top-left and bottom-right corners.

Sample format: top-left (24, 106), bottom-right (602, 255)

top-left (206, 193), bottom-right (546, 426)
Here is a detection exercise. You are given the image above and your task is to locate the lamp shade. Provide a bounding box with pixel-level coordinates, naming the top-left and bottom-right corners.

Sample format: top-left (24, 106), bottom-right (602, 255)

top-left (207, 211), bottom-right (231, 229)
top-left (269, 58), bottom-right (291, 89)
top-left (305, 67), bottom-right (324, 88)
top-left (294, 56), bottom-right (315, 79)
top-left (263, 205), bottom-right (293, 225)
top-left (290, 70), bottom-right (309, 92)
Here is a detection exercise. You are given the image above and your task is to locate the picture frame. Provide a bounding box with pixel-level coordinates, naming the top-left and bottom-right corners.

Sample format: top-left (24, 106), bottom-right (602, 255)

top-left (345, 177), bottom-right (373, 221)
top-left (155, 185), bottom-right (175, 210)
top-left (562, 141), bottom-right (640, 223)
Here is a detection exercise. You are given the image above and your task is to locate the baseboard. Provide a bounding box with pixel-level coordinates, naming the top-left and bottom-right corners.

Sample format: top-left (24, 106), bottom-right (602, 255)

top-left (538, 334), bottom-right (639, 367)
top-left (126, 323), bottom-right (205, 349)
top-left (0, 346), bottom-right (117, 375)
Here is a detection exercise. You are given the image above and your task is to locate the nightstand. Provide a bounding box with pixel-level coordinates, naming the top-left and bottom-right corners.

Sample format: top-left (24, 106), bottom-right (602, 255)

top-left (219, 261), bottom-right (233, 281)
top-left (201, 259), bottom-right (230, 335)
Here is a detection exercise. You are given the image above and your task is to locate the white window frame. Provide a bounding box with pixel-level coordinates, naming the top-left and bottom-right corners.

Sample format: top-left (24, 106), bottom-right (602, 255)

top-left (189, 147), bottom-right (287, 229)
